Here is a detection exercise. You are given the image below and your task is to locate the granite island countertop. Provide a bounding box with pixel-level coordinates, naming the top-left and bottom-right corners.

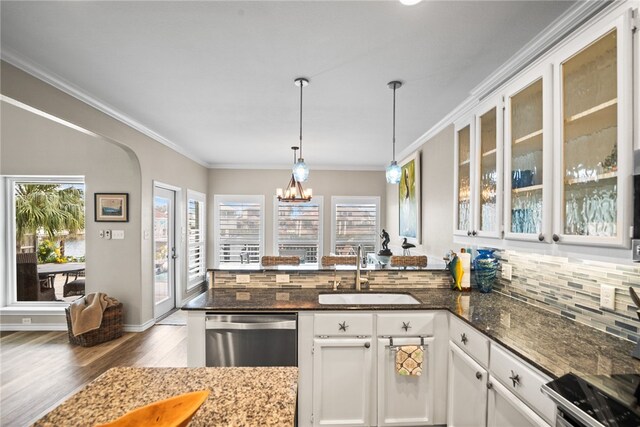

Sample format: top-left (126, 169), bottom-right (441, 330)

top-left (183, 288), bottom-right (640, 379)
top-left (33, 367), bottom-right (298, 427)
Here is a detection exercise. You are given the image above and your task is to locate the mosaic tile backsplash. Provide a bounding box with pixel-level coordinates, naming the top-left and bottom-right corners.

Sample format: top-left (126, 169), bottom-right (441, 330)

top-left (495, 250), bottom-right (640, 343)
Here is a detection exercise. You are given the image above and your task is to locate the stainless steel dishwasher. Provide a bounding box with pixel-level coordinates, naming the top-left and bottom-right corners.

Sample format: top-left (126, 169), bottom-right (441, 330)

top-left (205, 313), bottom-right (297, 367)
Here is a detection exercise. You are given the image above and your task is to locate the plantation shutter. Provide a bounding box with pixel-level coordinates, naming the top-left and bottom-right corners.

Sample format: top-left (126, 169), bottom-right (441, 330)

top-left (187, 196), bottom-right (205, 287)
top-left (277, 201), bottom-right (321, 264)
top-left (217, 200), bottom-right (262, 265)
top-left (334, 202), bottom-right (378, 256)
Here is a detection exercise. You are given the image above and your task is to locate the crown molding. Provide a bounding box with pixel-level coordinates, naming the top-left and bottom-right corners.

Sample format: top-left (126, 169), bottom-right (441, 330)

top-left (397, 0), bottom-right (615, 160)
top-left (208, 162), bottom-right (384, 172)
top-left (1, 49), bottom-right (210, 168)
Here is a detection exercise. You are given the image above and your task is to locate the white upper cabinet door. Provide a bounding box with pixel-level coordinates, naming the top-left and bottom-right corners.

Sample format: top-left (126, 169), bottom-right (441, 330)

top-left (312, 337), bottom-right (374, 427)
top-left (474, 95), bottom-right (504, 239)
top-left (552, 10), bottom-right (634, 248)
top-left (454, 116), bottom-right (476, 237)
top-left (377, 337), bottom-right (435, 426)
top-left (487, 375), bottom-right (550, 427)
top-left (447, 341), bottom-right (488, 427)
top-left (503, 64), bottom-right (554, 243)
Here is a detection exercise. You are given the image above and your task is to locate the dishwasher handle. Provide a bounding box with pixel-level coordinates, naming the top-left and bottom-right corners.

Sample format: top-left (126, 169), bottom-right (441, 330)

top-left (205, 319), bottom-right (296, 330)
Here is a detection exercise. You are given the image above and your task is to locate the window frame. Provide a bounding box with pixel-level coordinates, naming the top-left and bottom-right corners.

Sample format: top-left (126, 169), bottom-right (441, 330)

top-left (3, 175), bottom-right (85, 308)
top-left (213, 195), bottom-right (265, 268)
top-left (272, 195), bottom-right (324, 265)
top-left (186, 189), bottom-right (206, 290)
top-left (330, 196), bottom-right (381, 256)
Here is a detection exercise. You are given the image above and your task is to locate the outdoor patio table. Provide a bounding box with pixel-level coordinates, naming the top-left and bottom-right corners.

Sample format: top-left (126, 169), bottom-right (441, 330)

top-left (37, 263), bottom-right (85, 285)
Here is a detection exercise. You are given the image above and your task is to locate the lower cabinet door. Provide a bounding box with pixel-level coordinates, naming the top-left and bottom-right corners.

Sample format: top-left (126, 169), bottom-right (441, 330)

top-left (487, 376), bottom-right (550, 427)
top-left (377, 337), bottom-right (435, 426)
top-left (447, 341), bottom-right (488, 427)
top-left (312, 338), bottom-right (374, 426)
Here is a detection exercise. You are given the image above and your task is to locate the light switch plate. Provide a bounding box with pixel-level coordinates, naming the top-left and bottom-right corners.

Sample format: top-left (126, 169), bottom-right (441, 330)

top-left (502, 264), bottom-right (512, 281)
top-left (112, 230), bottom-right (125, 239)
top-left (600, 285), bottom-right (616, 310)
top-left (276, 274), bottom-right (290, 284)
top-left (236, 275), bottom-right (250, 284)
top-left (104, 230), bottom-right (112, 239)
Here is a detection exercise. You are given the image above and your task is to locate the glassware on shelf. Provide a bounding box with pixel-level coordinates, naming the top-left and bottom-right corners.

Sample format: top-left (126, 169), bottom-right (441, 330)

top-left (457, 125), bottom-right (471, 231)
top-left (479, 108), bottom-right (497, 232)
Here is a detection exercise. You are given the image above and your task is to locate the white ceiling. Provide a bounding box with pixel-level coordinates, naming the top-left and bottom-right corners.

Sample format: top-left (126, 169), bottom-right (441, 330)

top-left (1, 1), bottom-right (573, 169)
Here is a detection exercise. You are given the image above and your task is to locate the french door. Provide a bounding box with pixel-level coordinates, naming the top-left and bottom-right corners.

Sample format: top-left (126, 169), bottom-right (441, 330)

top-left (154, 186), bottom-right (176, 319)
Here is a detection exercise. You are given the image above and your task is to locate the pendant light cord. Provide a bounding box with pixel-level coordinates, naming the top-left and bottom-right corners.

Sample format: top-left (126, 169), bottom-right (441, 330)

top-left (392, 83), bottom-right (396, 162)
top-left (299, 81), bottom-right (303, 159)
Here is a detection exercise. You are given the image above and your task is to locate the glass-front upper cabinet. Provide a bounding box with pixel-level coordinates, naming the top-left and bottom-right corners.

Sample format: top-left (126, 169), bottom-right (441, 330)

top-left (504, 65), bottom-right (553, 242)
top-left (474, 97), bottom-right (503, 239)
top-left (454, 118), bottom-right (474, 237)
top-left (553, 11), bottom-right (633, 247)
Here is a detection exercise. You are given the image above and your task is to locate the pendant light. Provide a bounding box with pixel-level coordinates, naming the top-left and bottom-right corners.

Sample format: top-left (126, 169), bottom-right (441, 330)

top-left (277, 146), bottom-right (312, 202)
top-left (386, 80), bottom-right (403, 184)
top-left (292, 77), bottom-right (310, 182)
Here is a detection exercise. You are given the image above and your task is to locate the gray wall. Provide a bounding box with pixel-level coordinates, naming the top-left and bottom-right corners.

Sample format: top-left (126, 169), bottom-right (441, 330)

top-left (386, 125), bottom-right (455, 259)
top-left (1, 61), bottom-right (209, 328)
top-left (207, 168), bottom-right (386, 266)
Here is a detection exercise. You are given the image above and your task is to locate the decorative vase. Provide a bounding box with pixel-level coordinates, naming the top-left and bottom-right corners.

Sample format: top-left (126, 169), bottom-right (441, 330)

top-left (474, 249), bottom-right (499, 293)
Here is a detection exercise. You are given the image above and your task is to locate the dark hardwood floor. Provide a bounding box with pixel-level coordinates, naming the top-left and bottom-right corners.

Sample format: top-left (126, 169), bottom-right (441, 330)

top-left (0, 325), bottom-right (186, 427)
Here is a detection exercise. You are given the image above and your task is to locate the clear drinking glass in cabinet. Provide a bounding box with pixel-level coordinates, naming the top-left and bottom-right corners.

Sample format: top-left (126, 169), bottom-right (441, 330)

top-left (562, 29), bottom-right (618, 237)
top-left (457, 125), bottom-right (471, 232)
top-left (510, 78), bottom-right (543, 234)
top-left (479, 108), bottom-right (497, 232)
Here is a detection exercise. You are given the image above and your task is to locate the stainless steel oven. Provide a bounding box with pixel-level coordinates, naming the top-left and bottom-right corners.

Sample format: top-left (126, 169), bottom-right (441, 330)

top-left (205, 313), bottom-right (297, 367)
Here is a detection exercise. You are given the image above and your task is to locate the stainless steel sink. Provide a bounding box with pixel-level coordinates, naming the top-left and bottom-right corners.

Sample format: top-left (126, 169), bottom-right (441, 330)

top-left (318, 293), bottom-right (420, 305)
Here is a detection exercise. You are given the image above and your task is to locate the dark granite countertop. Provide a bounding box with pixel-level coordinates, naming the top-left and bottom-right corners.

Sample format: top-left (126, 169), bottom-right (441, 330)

top-left (33, 367), bottom-right (298, 427)
top-left (183, 288), bottom-right (640, 379)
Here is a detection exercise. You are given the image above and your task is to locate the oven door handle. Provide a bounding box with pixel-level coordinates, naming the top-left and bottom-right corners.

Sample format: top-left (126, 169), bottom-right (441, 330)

top-left (205, 320), bottom-right (296, 330)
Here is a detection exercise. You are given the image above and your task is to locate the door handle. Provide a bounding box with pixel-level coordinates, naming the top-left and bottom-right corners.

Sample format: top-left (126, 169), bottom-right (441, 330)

top-left (205, 320), bottom-right (296, 330)
top-left (171, 247), bottom-right (178, 259)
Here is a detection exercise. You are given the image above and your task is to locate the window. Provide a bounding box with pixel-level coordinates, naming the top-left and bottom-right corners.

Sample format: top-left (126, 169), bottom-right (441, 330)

top-left (331, 196), bottom-right (380, 258)
top-left (187, 190), bottom-right (206, 288)
top-left (274, 197), bottom-right (323, 264)
top-left (214, 195), bottom-right (264, 267)
top-left (5, 176), bottom-right (86, 304)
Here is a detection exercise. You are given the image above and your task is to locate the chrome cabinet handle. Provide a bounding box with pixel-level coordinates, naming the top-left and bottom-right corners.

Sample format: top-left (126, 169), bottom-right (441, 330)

top-left (487, 382), bottom-right (493, 389)
top-left (472, 230), bottom-right (477, 236)
top-left (364, 342), bottom-right (370, 349)
top-left (338, 321), bottom-right (348, 332)
top-left (476, 371), bottom-right (483, 380)
top-left (461, 333), bottom-right (468, 345)
top-left (402, 321), bottom-right (411, 332)
top-left (467, 231), bottom-right (472, 236)
top-left (509, 370), bottom-right (520, 387)
top-left (538, 233), bottom-right (545, 242)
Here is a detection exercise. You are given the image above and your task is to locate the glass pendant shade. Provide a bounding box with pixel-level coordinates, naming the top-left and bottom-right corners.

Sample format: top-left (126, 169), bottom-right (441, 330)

top-left (293, 159), bottom-right (309, 182)
top-left (386, 161), bottom-right (402, 184)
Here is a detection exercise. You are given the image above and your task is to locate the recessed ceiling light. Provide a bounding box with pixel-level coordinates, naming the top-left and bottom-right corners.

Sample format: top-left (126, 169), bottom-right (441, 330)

top-left (399, 0), bottom-right (423, 5)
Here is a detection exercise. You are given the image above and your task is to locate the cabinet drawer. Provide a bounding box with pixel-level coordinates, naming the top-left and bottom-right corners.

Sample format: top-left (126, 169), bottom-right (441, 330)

top-left (449, 316), bottom-right (489, 367)
top-left (490, 344), bottom-right (556, 424)
top-left (314, 313), bottom-right (373, 336)
top-left (377, 313), bottom-right (434, 337)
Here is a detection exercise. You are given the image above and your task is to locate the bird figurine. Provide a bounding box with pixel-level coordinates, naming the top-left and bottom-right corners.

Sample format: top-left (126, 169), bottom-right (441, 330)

top-left (401, 238), bottom-right (416, 255)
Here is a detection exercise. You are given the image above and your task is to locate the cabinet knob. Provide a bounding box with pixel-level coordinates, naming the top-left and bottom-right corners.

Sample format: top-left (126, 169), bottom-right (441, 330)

top-left (472, 230), bottom-right (477, 236)
top-left (552, 234), bottom-right (560, 242)
top-left (364, 342), bottom-right (370, 349)
top-left (487, 382), bottom-right (493, 390)
top-left (461, 333), bottom-right (468, 345)
top-left (402, 321), bottom-right (411, 332)
top-left (509, 370), bottom-right (520, 387)
top-left (467, 231), bottom-right (472, 237)
top-left (538, 233), bottom-right (545, 242)
top-left (338, 321), bottom-right (348, 332)
top-left (476, 371), bottom-right (483, 380)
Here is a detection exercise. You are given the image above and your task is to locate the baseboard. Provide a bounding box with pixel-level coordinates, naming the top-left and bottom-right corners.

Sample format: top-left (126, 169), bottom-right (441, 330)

top-left (0, 319), bottom-right (157, 332)
top-left (123, 319), bottom-right (155, 332)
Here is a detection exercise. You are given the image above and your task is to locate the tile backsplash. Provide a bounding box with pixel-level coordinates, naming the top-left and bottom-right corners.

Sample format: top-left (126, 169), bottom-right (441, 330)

top-left (495, 250), bottom-right (640, 343)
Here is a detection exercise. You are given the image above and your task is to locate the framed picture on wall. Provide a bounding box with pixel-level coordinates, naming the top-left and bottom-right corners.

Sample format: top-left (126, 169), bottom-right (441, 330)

top-left (95, 193), bottom-right (129, 222)
top-left (399, 152), bottom-right (421, 244)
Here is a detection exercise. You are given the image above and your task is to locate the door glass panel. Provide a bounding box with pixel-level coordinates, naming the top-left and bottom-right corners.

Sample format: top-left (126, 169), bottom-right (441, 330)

top-left (479, 108), bottom-right (498, 232)
top-left (510, 78), bottom-right (543, 234)
top-left (154, 196), bottom-right (170, 304)
top-left (457, 125), bottom-right (471, 231)
top-left (562, 29), bottom-right (617, 237)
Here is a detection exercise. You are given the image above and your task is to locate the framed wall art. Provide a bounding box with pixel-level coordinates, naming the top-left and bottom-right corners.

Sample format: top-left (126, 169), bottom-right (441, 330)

top-left (398, 152), bottom-right (421, 244)
top-left (95, 193), bottom-right (129, 222)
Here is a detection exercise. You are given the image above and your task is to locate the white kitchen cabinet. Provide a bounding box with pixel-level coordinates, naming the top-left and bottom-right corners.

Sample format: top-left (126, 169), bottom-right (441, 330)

top-left (312, 337), bottom-right (374, 426)
top-left (503, 64), bottom-right (554, 243)
top-left (487, 375), bottom-right (550, 427)
top-left (376, 337), bottom-right (435, 426)
top-left (447, 341), bottom-right (488, 427)
top-left (552, 9), bottom-right (634, 248)
top-left (454, 116), bottom-right (475, 237)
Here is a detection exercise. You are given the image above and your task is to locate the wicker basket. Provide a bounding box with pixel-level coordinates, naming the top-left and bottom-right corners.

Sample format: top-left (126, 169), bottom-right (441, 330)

top-left (321, 256), bottom-right (357, 267)
top-left (261, 256), bottom-right (300, 266)
top-left (65, 302), bottom-right (123, 347)
top-left (390, 255), bottom-right (428, 268)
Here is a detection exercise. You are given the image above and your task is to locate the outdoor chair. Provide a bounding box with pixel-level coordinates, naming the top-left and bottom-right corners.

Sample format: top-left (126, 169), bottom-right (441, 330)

top-left (16, 252), bottom-right (56, 301)
top-left (63, 278), bottom-right (85, 297)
